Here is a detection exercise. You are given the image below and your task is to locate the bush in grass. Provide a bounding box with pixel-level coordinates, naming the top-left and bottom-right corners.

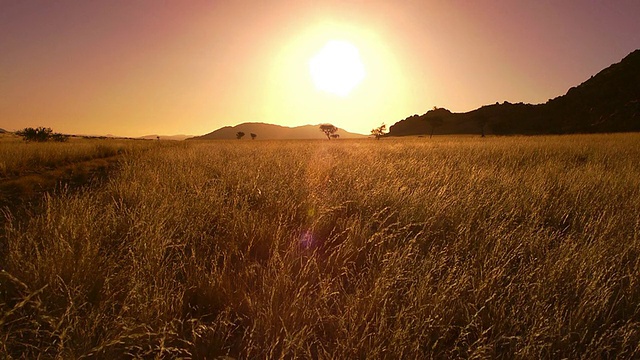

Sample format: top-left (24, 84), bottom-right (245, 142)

top-left (51, 133), bottom-right (69, 142)
top-left (16, 127), bottom-right (52, 142)
top-left (16, 127), bottom-right (68, 142)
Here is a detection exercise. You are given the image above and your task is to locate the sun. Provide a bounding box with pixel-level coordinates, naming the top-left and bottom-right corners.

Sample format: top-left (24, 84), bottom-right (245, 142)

top-left (309, 40), bottom-right (366, 97)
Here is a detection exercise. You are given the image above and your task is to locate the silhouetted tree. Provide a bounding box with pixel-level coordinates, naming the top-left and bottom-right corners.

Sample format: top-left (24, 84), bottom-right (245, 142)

top-left (236, 131), bottom-right (245, 140)
top-left (371, 124), bottom-right (386, 140)
top-left (319, 124), bottom-right (338, 139)
top-left (250, 133), bottom-right (257, 140)
top-left (475, 114), bottom-right (489, 137)
top-left (425, 117), bottom-right (443, 138)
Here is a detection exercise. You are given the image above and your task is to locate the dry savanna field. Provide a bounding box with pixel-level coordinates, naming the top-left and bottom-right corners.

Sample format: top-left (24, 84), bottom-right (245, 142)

top-left (1, 133), bottom-right (639, 358)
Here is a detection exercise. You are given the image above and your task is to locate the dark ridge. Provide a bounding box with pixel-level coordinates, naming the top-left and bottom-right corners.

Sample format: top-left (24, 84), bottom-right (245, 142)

top-left (388, 49), bottom-right (640, 136)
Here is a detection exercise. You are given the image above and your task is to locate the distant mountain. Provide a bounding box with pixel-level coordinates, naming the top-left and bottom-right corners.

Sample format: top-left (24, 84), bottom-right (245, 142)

top-left (190, 122), bottom-right (367, 140)
top-left (139, 134), bottom-right (193, 141)
top-left (388, 49), bottom-right (640, 136)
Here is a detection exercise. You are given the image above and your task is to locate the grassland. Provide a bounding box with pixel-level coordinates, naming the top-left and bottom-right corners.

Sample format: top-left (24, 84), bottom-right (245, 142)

top-left (0, 134), bottom-right (177, 207)
top-left (1, 134), bottom-right (639, 358)
top-left (0, 134), bottom-right (164, 179)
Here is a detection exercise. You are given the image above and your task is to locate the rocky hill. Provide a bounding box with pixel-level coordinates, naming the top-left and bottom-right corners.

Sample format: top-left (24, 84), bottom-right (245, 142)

top-left (190, 122), bottom-right (367, 140)
top-left (388, 49), bottom-right (640, 136)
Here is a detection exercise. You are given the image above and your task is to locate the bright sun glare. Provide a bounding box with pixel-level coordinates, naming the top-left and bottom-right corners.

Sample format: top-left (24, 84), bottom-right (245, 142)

top-left (309, 40), bottom-right (366, 97)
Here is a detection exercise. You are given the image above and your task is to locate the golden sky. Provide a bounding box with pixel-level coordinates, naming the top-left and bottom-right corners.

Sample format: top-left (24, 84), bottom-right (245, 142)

top-left (2, 0), bottom-right (639, 136)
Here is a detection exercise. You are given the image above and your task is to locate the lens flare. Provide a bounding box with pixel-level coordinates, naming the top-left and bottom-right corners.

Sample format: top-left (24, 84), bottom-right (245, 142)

top-left (300, 230), bottom-right (314, 249)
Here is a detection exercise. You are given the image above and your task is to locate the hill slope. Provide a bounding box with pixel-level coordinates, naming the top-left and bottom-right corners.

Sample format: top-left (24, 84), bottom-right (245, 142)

top-left (388, 49), bottom-right (640, 136)
top-left (190, 122), bottom-right (367, 140)
top-left (138, 134), bottom-right (193, 141)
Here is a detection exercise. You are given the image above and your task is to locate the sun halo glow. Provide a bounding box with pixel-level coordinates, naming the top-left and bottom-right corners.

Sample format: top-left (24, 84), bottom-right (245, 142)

top-left (309, 40), bottom-right (366, 97)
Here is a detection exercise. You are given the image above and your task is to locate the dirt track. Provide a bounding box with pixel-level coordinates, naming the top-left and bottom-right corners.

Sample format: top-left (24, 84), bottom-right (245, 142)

top-left (0, 155), bottom-right (121, 208)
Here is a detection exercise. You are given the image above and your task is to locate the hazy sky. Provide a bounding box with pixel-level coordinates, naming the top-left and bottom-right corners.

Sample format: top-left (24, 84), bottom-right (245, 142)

top-left (2, 1), bottom-right (639, 136)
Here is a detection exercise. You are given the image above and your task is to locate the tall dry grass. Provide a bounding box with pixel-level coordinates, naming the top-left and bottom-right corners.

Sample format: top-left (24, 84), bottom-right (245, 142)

top-left (0, 136), bottom-right (165, 180)
top-left (1, 134), bottom-right (639, 358)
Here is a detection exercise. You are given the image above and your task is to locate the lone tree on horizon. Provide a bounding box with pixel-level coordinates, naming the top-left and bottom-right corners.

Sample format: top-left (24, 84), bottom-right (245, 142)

top-left (371, 123), bottom-right (386, 140)
top-left (236, 131), bottom-right (245, 140)
top-left (250, 133), bottom-right (257, 140)
top-left (319, 124), bottom-right (338, 140)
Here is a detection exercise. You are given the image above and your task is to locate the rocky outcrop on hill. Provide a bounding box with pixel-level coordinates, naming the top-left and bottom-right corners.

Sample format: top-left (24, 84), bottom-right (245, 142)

top-left (388, 49), bottom-right (640, 136)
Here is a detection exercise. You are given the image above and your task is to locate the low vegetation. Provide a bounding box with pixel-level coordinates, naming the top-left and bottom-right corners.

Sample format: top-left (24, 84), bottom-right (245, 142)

top-left (15, 127), bottom-right (69, 143)
top-left (1, 134), bottom-right (639, 358)
top-left (0, 135), bottom-right (166, 179)
top-left (0, 134), bottom-right (180, 208)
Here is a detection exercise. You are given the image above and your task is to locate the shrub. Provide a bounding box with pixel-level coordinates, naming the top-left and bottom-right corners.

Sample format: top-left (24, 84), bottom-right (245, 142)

top-left (16, 127), bottom-right (68, 142)
top-left (16, 127), bottom-right (53, 142)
